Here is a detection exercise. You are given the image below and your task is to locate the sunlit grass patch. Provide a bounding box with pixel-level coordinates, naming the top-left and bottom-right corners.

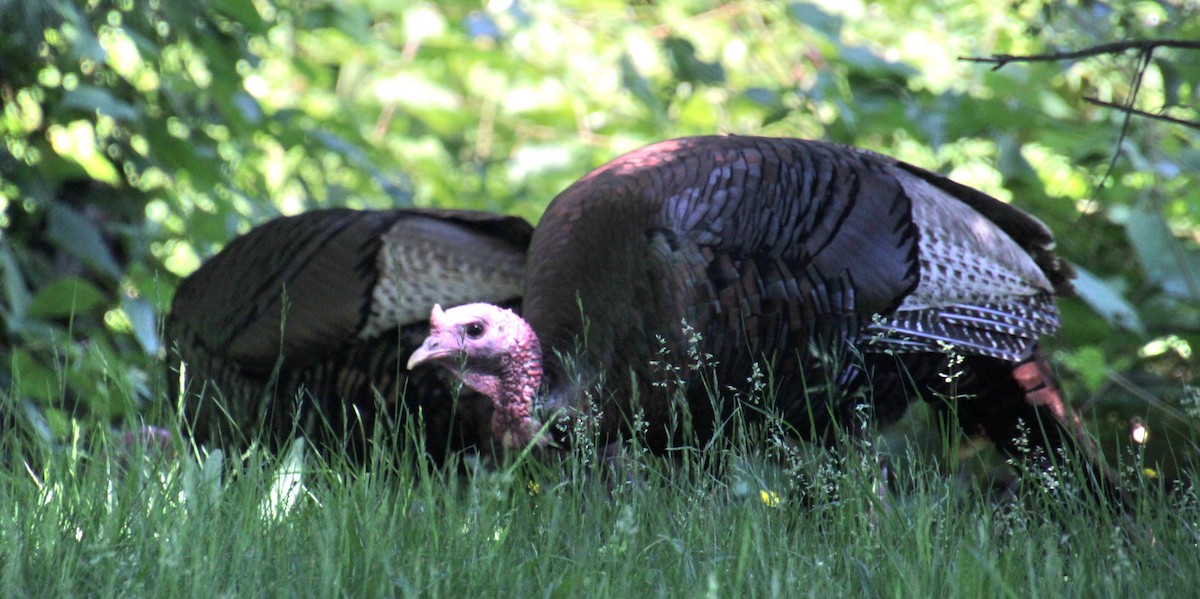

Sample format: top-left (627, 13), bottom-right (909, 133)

top-left (1, 333), bottom-right (1195, 597)
top-left (0, 414), bottom-right (1195, 596)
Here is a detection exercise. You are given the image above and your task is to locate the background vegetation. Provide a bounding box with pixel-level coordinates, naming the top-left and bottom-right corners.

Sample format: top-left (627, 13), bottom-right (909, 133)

top-left (3, 0), bottom-right (1197, 477)
top-left (2, 0), bottom-right (1200, 594)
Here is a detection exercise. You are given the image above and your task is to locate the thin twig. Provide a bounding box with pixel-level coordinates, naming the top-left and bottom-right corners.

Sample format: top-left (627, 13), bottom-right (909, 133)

top-left (1084, 97), bottom-right (1200, 131)
top-left (1096, 47), bottom-right (1152, 190)
top-left (960, 39), bottom-right (1200, 70)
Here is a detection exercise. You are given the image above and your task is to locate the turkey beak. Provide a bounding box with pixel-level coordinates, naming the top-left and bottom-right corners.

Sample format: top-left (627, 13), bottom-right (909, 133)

top-left (407, 336), bottom-right (452, 370)
top-left (408, 305), bottom-right (457, 370)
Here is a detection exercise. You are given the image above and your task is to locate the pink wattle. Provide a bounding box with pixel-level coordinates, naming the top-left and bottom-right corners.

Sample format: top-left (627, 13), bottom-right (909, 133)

top-left (491, 319), bottom-right (545, 450)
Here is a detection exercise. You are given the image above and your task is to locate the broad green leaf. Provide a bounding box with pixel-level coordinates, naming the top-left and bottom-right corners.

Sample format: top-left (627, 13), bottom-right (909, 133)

top-left (122, 296), bottom-right (160, 355)
top-left (46, 203), bottom-right (123, 281)
top-left (663, 37), bottom-right (725, 86)
top-left (0, 242), bottom-right (31, 327)
top-left (1126, 206), bottom-right (1200, 302)
top-left (787, 2), bottom-right (843, 38)
top-left (66, 21), bottom-right (106, 63)
top-left (11, 349), bottom-right (61, 403)
top-left (27, 276), bottom-right (107, 319)
top-left (840, 46), bottom-right (916, 80)
top-left (620, 53), bottom-right (662, 117)
top-left (60, 86), bottom-right (140, 122)
top-left (1057, 346), bottom-right (1109, 393)
top-left (232, 92), bottom-right (264, 125)
top-left (1070, 266), bottom-right (1145, 335)
top-left (211, 0), bottom-right (269, 33)
top-left (1156, 58), bottom-right (1182, 107)
top-left (739, 88), bottom-right (789, 127)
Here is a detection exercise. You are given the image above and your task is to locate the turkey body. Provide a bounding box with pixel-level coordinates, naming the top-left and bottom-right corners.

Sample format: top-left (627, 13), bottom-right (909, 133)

top-left (167, 208), bottom-right (532, 462)
top-left (411, 135), bottom-right (1119, 502)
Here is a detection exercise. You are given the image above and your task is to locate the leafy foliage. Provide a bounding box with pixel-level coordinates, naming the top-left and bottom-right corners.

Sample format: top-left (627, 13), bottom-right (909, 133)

top-left (0, 0), bottom-right (1197, 476)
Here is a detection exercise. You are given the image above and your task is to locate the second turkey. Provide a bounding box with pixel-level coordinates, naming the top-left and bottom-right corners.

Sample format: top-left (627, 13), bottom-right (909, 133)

top-left (166, 207), bottom-right (533, 464)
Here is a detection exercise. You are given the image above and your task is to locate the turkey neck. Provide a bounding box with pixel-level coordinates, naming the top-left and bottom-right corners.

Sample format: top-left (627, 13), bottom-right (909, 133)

top-left (523, 163), bottom-right (663, 422)
top-left (490, 326), bottom-right (545, 450)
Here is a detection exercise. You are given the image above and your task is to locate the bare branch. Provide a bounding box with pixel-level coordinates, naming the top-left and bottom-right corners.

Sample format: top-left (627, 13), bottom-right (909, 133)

top-left (1096, 48), bottom-right (1152, 190)
top-left (960, 38), bottom-right (1200, 236)
top-left (1084, 97), bottom-right (1200, 131)
top-left (959, 39), bottom-right (1200, 70)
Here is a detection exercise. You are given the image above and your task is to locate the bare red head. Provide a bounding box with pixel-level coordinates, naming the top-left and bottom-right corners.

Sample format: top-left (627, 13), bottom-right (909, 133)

top-left (407, 303), bottom-right (545, 450)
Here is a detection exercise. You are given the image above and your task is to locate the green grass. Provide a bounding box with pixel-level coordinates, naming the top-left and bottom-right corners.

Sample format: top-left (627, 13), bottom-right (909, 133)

top-left (0, 419), bottom-right (1196, 599)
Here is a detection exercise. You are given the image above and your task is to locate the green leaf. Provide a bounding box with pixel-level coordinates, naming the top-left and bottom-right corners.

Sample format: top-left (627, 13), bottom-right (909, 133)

top-left (663, 37), bottom-right (725, 85)
top-left (211, 0), bottom-right (268, 33)
top-left (788, 2), bottom-right (843, 38)
top-left (1058, 346), bottom-right (1109, 393)
top-left (839, 46), bottom-right (916, 80)
top-left (0, 241), bottom-right (31, 327)
top-left (11, 349), bottom-right (61, 403)
top-left (46, 204), bottom-right (123, 281)
top-left (232, 92), bottom-right (264, 125)
top-left (27, 276), bottom-right (108, 319)
top-left (1070, 266), bottom-right (1145, 335)
top-left (122, 296), bottom-right (160, 355)
top-left (60, 86), bottom-right (140, 122)
top-left (620, 53), bottom-right (663, 116)
top-left (1155, 58), bottom-right (1182, 107)
top-left (1126, 206), bottom-right (1200, 302)
top-left (741, 88), bottom-right (790, 127)
top-left (67, 23), bottom-right (106, 63)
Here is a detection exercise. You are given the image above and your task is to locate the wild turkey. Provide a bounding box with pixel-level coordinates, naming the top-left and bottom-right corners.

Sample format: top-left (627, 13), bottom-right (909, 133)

top-left (166, 207), bottom-right (532, 462)
top-left (408, 135), bottom-right (1122, 503)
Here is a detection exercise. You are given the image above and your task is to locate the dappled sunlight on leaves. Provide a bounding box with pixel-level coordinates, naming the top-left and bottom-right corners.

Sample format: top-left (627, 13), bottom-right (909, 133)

top-left (0, 0), bottom-right (1194, 486)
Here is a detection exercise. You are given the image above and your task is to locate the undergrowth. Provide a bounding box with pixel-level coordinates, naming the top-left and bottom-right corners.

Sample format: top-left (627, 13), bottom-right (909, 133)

top-left (0, 395), bottom-right (1197, 598)
top-left (2, 325), bottom-right (1196, 597)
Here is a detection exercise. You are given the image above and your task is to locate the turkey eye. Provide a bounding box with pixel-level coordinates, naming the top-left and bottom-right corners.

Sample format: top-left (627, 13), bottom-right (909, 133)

top-left (465, 322), bottom-right (485, 339)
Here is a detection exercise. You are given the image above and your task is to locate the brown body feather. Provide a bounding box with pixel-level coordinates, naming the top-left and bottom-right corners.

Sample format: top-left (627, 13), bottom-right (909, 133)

top-left (522, 137), bottom-right (1065, 435)
top-left (413, 135), bottom-right (1122, 506)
